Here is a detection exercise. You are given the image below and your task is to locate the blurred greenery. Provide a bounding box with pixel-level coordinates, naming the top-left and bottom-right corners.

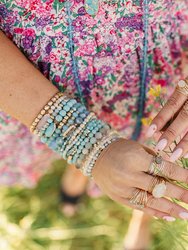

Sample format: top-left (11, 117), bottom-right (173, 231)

top-left (0, 160), bottom-right (187, 250)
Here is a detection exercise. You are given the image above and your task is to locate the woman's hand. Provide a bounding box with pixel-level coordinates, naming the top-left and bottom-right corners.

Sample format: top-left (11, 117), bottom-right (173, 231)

top-left (147, 79), bottom-right (188, 162)
top-left (92, 139), bottom-right (188, 221)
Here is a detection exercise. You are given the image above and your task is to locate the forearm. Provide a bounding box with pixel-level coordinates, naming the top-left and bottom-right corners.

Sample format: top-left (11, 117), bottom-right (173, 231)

top-left (0, 31), bottom-right (58, 127)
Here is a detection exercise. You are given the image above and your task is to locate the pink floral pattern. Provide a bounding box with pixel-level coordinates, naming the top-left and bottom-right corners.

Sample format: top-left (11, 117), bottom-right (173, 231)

top-left (1, 0), bottom-right (188, 185)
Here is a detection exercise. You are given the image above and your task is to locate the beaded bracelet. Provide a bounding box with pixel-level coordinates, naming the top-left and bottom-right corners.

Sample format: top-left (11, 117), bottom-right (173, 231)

top-left (30, 92), bottom-right (122, 177)
top-left (81, 131), bottom-right (121, 177)
top-left (30, 92), bottom-right (64, 133)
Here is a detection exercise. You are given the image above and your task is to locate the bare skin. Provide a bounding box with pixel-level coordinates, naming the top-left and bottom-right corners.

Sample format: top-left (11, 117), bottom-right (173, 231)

top-left (1, 31), bottom-right (188, 220)
top-left (0, 31), bottom-right (57, 126)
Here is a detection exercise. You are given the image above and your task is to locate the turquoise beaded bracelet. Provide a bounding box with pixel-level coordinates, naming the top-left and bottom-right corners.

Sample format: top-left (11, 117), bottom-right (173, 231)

top-left (30, 92), bottom-right (122, 176)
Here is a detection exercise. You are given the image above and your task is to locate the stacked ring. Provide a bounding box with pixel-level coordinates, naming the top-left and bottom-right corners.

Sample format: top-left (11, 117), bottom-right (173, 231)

top-left (129, 189), bottom-right (148, 209)
top-left (148, 155), bottom-right (165, 176)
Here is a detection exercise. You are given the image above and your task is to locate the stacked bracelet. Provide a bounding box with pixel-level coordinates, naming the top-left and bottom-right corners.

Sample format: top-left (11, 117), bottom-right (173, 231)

top-left (30, 92), bottom-right (122, 177)
top-left (81, 131), bottom-right (121, 177)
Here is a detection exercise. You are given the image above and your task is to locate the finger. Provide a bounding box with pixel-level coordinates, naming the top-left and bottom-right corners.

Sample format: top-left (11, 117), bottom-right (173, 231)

top-left (142, 207), bottom-right (176, 221)
top-left (135, 173), bottom-right (188, 203)
top-left (146, 194), bottom-right (188, 219)
top-left (109, 193), bottom-right (176, 220)
top-left (126, 188), bottom-right (188, 219)
top-left (155, 104), bottom-right (188, 152)
top-left (146, 86), bottom-right (187, 138)
top-left (170, 131), bottom-right (188, 162)
top-left (143, 157), bottom-right (188, 183)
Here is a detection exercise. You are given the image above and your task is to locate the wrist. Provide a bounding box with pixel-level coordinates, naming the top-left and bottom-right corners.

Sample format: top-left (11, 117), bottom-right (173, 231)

top-left (30, 91), bottom-right (122, 176)
top-left (92, 138), bottom-right (127, 179)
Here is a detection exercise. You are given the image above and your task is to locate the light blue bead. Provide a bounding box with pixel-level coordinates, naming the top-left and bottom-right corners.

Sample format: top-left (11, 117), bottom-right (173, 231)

top-left (56, 137), bottom-right (64, 145)
top-left (84, 137), bottom-right (89, 142)
top-left (45, 123), bottom-right (56, 137)
top-left (80, 113), bottom-right (87, 118)
top-left (73, 112), bottom-right (78, 118)
top-left (75, 103), bottom-right (81, 109)
top-left (41, 137), bottom-right (47, 143)
top-left (71, 99), bottom-right (77, 105)
top-left (67, 99), bottom-right (76, 106)
top-left (55, 129), bottom-right (61, 134)
top-left (85, 143), bottom-right (92, 149)
top-left (63, 125), bottom-right (68, 131)
top-left (47, 118), bottom-right (53, 123)
top-left (78, 107), bottom-right (84, 112)
top-left (89, 133), bottom-right (94, 138)
top-left (72, 155), bottom-right (77, 164)
top-left (68, 119), bottom-right (74, 124)
top-left (64, 105), bottom-right (70, 111)
top-left (76, 117), bottom-right (83, 124)
top-left (90, 137), bottom-right (97, 144)
top-left (56, 115), bottom-right (62, 122)
top-left (49, 140), bottom-right (57, 150)
top-left (60, 110), bottom-right (66, 116)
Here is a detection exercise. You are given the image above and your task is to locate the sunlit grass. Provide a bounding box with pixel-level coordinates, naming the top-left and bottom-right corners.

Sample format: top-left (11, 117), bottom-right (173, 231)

top-left (0, 160), bottom-right (187, 250)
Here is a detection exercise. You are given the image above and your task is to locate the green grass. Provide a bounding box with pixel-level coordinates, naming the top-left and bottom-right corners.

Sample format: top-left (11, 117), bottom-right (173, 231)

top-left (0, 160), bottom-right (187, 250)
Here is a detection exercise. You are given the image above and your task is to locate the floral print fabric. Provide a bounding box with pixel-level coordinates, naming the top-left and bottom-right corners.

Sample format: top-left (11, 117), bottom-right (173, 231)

top-left (1, 0), bottom-right (188, 186)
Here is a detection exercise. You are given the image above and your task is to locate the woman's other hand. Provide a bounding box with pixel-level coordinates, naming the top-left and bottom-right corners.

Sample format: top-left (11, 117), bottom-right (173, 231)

top-left (147, 79), bottom-right (188, 162)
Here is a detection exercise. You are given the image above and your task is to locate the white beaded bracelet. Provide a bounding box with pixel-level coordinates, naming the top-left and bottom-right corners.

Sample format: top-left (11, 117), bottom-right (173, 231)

top-left (81, 131), bottom-right (121, 177)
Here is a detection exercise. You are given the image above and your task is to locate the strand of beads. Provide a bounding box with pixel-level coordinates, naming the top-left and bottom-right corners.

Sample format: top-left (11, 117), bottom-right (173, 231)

top-left (81, 131), bottom-right (121, 177)
top-left (30, 92), bottom-right (122, 175)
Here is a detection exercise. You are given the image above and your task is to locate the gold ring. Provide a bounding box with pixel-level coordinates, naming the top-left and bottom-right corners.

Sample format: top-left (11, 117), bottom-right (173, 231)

top-left (129, 189), bottom-right (148, 209)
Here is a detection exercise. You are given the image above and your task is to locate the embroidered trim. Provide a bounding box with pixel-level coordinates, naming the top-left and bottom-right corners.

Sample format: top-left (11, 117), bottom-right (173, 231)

top-left (65, 1), bottom-right (86, 105)
top-left (131, 0), bottom-right (149, 140)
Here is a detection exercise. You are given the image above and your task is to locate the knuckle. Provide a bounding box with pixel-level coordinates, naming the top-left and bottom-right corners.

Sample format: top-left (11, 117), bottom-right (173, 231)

top-left (167, 96), bottom-right (179, 110)
top-left (147, 196), bottom-right (157, 208)
top-left (180, 109), bottom-right (188, 121)
top-left (155, 115), bottom-right (166, 126)
top-left (179, 138), bottom-right (188, 148)
top-left (165, 127), bottom-right (177, 139)
top-left (167, 206), bottom-right (176, 216)
top-left (165, 164), bottom-right (176, 179)
top-left (178, 190), bottom-right (187, 201)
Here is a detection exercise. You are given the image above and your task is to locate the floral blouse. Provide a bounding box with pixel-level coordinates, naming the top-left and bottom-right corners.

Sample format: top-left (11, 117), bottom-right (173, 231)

top-left (0, 0), bottom-right (188, 186)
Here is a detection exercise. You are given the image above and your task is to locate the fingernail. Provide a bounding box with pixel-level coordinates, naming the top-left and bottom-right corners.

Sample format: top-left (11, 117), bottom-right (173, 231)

top-left (179, 212), bottom-right (188, 219)
top-left (155, 138), bottom-right (168, 151)
top-left (184, 153), bottom-right (188, 158)
top-left (170, 148), bottom-right (183, 162)
top-left (163, 216), bottom-right (176, 222)
top-left (146, 124), bottom-right (157, 137)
